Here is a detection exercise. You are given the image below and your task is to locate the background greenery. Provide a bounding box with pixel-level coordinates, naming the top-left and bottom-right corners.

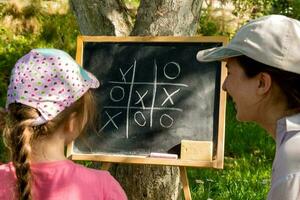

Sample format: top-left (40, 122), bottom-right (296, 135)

top-left (0, 0), bottom-right (299, 199)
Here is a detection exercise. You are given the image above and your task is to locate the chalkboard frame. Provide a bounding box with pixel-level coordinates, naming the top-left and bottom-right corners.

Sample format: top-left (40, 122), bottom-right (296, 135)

top-left (67, 36), bottom-right (227, 169)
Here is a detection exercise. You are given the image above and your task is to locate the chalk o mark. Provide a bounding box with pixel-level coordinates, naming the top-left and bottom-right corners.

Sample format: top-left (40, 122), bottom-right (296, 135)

top-left (134, 111), bottom-right (146, 127)
top-left (160, 114), bottom-right (174, 128)
top-left (163, 62), bottom-right (181, 80)
top-left (110, 86), bottom-right (125, 102)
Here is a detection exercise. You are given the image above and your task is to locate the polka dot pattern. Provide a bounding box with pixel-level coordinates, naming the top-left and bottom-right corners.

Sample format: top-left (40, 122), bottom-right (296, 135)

top-left (6, 48), bottom-right (100, 123)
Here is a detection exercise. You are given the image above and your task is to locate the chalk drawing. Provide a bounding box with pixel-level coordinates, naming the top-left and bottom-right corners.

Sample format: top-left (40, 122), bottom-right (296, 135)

top-left (100, 59), bottom-right (188, 139)
top-left (160, 114), bottom-right (174, 128)
top-left (134, 111), bottom-right (146, 127)
top-left (163, 62), bottom-right (180, 80)
top-left (161, 88), bottom-right (180, 106)
top-left (134, 90), bottom-right (148, 109)
top-left (98, 111), bottom-right (122, 136)
top-left (110, 86), bottom-right (125, 102)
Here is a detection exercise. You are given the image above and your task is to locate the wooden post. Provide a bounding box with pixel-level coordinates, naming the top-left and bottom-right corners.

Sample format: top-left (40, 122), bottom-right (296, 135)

top-left (180, 167), bottom-right (192, 200)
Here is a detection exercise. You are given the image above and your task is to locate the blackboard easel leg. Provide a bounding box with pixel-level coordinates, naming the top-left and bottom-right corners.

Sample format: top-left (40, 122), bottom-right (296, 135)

top-left (180, 166), bottom-right (192, 200)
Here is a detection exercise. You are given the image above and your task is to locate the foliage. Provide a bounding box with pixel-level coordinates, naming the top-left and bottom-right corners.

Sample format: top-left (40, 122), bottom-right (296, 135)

top-left (198, 5), bottom-right (228, 36)
top-left (271, 0), bottom-right (300, 19)
top-left (230, 0), bottom-right (273, 18)
top-left (198, 0), bottom-right (300, 37)
top-left (0, 0), bottom-right (79, 105)
top-left (230, 0), bottom-right (300, 20)
top-left (124, 0), bottom-right (140, 8)
top-left (0, 0), bottom-right (79, 162)
top-left (0, 29), bottom-right (34, 106)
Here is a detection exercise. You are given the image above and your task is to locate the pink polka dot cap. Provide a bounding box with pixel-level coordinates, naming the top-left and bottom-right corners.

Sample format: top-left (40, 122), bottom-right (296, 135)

top-left (6, 48), bottom-right (100, 125)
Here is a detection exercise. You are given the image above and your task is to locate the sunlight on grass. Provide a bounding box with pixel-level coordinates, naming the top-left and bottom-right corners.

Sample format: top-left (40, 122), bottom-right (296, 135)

top-left (189, 155), bottom-right (271, 199)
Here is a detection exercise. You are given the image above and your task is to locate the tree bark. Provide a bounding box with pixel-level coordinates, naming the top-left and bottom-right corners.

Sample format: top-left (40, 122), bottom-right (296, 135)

top-left (111, 164), bottom-right (181, 199)
top-left (131, 0), bottom-right (203, 36)
top-left (70, 0), bottom-right (203, 199)
top-left (69, 0), bottom-right (133, 36)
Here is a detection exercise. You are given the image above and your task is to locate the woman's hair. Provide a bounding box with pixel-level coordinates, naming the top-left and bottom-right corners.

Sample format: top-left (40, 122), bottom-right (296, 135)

top-left (1, 90), bottom-right (95, 200)
top-left (236, 55), bottom-right (300, 109)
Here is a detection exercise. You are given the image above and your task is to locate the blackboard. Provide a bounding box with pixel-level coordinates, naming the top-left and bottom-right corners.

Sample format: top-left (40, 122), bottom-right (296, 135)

top-left (67, 36), bottom-right (227, 168)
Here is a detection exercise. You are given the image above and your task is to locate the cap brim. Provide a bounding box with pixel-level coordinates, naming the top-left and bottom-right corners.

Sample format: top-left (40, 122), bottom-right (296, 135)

top-left (86, 71), bottom-right (100, 88)
top-left (196, 47), bottom-right (243, 62)
top-left (78, 65), bottom-right (100, 88)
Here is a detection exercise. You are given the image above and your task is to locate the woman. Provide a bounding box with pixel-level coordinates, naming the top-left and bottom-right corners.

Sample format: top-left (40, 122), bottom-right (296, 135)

top-left (197, 15), bottom-right (300, 199)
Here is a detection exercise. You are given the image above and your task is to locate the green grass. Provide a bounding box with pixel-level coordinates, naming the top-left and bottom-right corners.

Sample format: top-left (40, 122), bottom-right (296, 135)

top-left (188, 100), bottom-right (275, 199)
top-left (188, 155), bottom-right (272, 199)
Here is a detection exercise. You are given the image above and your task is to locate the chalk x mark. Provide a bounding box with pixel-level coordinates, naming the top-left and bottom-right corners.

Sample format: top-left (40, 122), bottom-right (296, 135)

top-left (161, 88), bottom-right (180, 106)
top-left (97, 111), bottom-right (122, 136)
top-left (135, 90), bottom-right (148, 109)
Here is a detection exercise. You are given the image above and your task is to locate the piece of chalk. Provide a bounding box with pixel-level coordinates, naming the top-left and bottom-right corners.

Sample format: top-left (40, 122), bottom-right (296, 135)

top-left (149, 152), bottom-right (178, 159)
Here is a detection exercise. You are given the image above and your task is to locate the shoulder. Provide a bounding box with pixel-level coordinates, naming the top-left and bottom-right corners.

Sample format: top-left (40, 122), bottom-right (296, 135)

top-left (71, 162), bottom-right (111, 178)
top-left (0, 162), bottom-right (17, 185)
top-left (0, 163), bottom-right (16, 199)
top-left (268, 173), bottom-right (300, 200)
top-left (71, 162), bottom-right (127, 199)
top-left (0, 162), bottom-right (15, 179)
top-left (276, 113), bottom-right (300, 159)
top-left (280, 131), bottom-right (300, 163)
top-left (275, 131), bottom-right (300, 177)
top-left (69, 161), bottom-right (117, 186)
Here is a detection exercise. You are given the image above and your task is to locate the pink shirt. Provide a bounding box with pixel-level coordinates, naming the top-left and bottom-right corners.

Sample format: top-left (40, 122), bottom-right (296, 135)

top-left (0, 160), bottom-right (127, 200)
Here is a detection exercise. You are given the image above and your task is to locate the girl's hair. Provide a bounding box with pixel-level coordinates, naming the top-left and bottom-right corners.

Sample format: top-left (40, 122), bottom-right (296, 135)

top-left (236, 55), bottom-right (300, 109)
top-left (1, 90), bottom-right (95, 200)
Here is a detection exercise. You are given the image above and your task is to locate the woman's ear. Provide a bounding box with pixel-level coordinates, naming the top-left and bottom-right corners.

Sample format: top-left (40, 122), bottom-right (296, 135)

top-left (257, 72), bottom-right (272, 95)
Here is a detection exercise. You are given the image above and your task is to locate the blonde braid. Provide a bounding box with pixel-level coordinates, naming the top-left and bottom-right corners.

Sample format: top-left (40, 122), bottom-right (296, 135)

top-left (3, 104), bottom-right (40, 200)
top-left (3, 91), bottom-right (95, 200)
top-left (10, 119), bottom-right (36, 200)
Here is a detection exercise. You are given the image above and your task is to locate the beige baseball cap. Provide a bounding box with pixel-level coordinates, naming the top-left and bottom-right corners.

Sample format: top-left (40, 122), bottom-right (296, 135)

top-left (196, 15), bottom-right (300, 75)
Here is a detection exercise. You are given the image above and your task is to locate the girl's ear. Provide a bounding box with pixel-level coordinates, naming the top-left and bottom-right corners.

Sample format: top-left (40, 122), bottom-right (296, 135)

top-left (63, 112), bottom-right (81, 145)
top-left (63, 112), bottom-right (78, 133)
top-left (257, 72), bottom-right (272, 95)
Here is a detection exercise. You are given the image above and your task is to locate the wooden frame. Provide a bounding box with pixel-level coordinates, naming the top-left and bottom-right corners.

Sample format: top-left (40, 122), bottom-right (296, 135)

top-left (67, 36), bottom-right (227, 169)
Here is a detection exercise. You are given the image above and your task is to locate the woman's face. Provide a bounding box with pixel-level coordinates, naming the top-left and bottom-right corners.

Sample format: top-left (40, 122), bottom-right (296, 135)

top-left (222, 58), bottom-right (261, 122)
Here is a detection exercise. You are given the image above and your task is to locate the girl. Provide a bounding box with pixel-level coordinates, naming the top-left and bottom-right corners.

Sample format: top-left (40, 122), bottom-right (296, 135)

top-left (197, 15), bottom-right (300, 199)
top-left (0, 49), bottom-right (127, 200)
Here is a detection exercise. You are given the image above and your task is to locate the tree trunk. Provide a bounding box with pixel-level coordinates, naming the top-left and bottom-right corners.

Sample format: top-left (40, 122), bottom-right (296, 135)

top-left (70, 0), bottom-right (203, 199)
top-left (69, 0), bottom-right (133, 36)
top-left (131, 0), bottom-right (203, 36)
